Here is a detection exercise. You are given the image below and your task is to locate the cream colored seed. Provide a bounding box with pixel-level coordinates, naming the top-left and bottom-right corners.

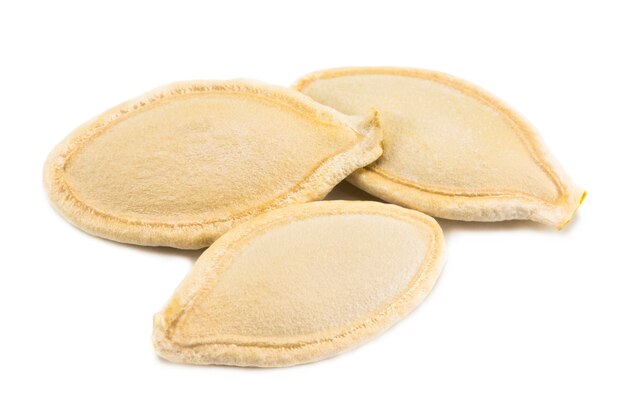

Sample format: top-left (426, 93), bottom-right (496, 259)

top-left (153, 200), bottom-right (445, 367)
top-left (294, 67), bottom-right (585, 228)
top-left (44, 80), bottom-right (383, 249)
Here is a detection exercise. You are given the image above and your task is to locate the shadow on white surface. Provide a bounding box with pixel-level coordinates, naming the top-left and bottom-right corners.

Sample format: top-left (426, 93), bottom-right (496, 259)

top-left (324, 180), bottom-right (383, 202)
top-left (118, 242), bottom-right (205, 263)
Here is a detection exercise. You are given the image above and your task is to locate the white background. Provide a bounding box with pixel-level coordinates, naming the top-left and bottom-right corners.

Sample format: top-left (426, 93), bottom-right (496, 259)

top-left (1, 1), bottom-right (624, 415)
